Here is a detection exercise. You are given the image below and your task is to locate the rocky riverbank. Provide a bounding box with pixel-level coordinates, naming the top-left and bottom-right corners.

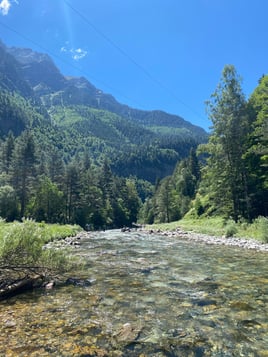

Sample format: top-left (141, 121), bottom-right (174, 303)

top-left (46, 227), bottom-right (268, 253)
top-left (145, 227), bottom-right (268, 252)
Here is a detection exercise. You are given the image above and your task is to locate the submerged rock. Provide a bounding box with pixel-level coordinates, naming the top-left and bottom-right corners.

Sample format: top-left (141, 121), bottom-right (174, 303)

top-left (113, 322), bottom-right (142, 346)
top-left (45, 281), bottom-right (55, 290)
top-left (65, 277), bottom-right (94, 287)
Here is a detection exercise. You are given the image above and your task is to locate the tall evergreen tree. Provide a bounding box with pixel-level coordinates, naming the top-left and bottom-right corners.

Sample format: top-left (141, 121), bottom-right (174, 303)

top-left (202, 65), bottom-right (251, 221)
top-left (11, 131), bottom-right (37, 218)
top-left (246, 75), bottom-right (268, 216)
top-left (48, 148), bottom-right (66, 190)
top-left (1, 131), bottom-right (15, 175)
top-left (64, 162), bottom-right (81, 223)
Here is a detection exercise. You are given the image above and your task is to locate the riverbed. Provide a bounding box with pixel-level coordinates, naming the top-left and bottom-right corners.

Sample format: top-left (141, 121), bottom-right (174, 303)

top-left (0, 230), bottom-right (267, 356)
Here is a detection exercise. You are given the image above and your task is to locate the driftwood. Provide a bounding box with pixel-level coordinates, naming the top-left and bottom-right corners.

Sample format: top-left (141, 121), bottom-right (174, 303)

top-left (0, 264), bottom-right (70, 299)
top-left (0, 273), bottom-right (43, 299)
top-left (0, 265), bottom-right (51, 299)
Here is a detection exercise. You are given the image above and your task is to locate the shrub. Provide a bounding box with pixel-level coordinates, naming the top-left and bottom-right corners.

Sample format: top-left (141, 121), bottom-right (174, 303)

top-left (224, 220), bottom-right (238, 237)
top-left (0, 219), bottom-right (75, 276)
top-left (255, 216), bottom-right (268, 243)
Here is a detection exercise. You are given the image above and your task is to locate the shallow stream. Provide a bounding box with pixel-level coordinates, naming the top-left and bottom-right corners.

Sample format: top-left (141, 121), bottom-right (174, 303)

top-left (0, 230), bottom-right (267, 356)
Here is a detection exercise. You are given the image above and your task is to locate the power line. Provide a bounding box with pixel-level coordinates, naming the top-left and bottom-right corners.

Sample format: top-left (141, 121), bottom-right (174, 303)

top-left (63, 0), bottom-right (205, 120)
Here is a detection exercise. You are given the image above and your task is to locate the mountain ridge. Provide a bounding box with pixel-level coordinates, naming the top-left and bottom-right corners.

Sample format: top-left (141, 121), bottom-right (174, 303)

top-left (5, 43), bottom-right (207, 138)
top-left (0, 39), bottom-right (208, 182)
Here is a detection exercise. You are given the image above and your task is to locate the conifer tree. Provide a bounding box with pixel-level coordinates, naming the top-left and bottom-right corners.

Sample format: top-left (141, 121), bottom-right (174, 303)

top-left (11, 131), bottom-right (37, 218)
top-left (246, 75), bottom-right (268, 217)
top-left (1, 131), bottom-right (15, 175)
top-left (203, 65), bottom-right (251, 221)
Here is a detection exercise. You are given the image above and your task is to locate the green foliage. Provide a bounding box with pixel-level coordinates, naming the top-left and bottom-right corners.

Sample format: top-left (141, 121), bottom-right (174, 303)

top-left (10, 130), bottom-right (37, 217)
top-left (31, 104), bottom-right (203, 183)
top-left (193, 195), bottom-right (205, 217)
top-left (150, 216), bottom-right (226, 236)
top-left (29, 177), bottom-right (64, 223)
top-left (0, 185), bottom-right (18, 221)
top-left (194, 65), bottom-right (268, 223)
top-left (0, 220), bottom-right (81, 274)
top-left (150, 216), bottom-right (268, 243)
top-left (0, 45), bottom-right (267, 231)
top-left (245, 75), bottom-right (268, 217)
top-left (253, 216), bottom-right (268, 243)
top-left (224, 220), bottom-right (238, 237)
top-left (203, 65), bottom-right (251, 221)
top-left (0, 220), bottom-right (44, 266)
top-left (140, 149), bottom-right (201, 224)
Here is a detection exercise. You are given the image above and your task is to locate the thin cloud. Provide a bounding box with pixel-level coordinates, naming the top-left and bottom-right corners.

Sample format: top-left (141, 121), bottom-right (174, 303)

top-left (0, 0), bottom-right (18, 15)
top-left (0, 0), bottom-right (11, 15)
top-left (71, 48), bottom-right (87, 60)
top-left (60, 45), bottom-right (88, 61)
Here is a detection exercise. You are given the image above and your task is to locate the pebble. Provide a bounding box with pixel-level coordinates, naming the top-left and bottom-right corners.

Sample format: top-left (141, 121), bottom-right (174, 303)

top-left (146, 228), bottom-right (268, 252)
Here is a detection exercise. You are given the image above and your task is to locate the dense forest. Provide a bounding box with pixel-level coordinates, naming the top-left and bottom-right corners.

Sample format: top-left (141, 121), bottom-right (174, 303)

top-left (0, 41), bottom-right (208, 228)
top-left (141, 66), bottom-right (267, 224)
top-left (0, 40), bottom-right (267, 228)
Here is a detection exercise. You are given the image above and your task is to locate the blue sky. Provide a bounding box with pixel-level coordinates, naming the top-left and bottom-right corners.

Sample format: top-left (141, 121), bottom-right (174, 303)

top-left (0, 0), bottom-right (267, 130)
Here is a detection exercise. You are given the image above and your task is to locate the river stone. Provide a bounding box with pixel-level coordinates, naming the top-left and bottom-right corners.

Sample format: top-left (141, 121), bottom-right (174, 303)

top-left (229, 301), bottom-right (254, 311)
top-left (113, 322), bottom-right (141, 345)
top-left (194, 299), bottom-right (217, 307)
top-left (45, 281), bottom-right (55, 289)
top-left (4, 319), bottom-right (16, 328)
top-left (65, 277), bottom-right (93, 287)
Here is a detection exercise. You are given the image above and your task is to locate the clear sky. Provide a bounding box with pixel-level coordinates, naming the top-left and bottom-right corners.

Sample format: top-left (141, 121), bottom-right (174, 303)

top-left (0, 0), bottom-right (267, 130)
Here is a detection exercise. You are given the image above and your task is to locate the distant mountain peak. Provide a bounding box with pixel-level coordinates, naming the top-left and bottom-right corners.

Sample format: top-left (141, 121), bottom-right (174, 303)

top-left (7, 47), bottom-right (52, 65)
top-left (0, 39), bottom-right (207, 138)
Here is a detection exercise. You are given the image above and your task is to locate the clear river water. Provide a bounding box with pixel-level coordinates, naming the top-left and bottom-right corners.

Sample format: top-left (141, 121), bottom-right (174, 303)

top-left (0, 230), bottom-right (267, 356)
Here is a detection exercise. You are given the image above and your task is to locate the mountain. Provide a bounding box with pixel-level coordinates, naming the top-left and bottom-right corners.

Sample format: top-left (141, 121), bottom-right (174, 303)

top-left (7, 45), bottom-right (206, 138)
top-left (0, 40), bottom-right (33, 97)
top-left (0, 40), bottom-right (208, 182)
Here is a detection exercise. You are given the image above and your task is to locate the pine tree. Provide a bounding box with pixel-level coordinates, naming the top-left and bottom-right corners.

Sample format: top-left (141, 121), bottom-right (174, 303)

top-left (246, 75), bottom-right (268, 217)
top-left (64, 162), bottom-right (81, 223)
top-left (11, 131), bottom-right (37, 218)
top-left (1, 131), bottom-right (15, 175)
top-left (30, 176), bottom-right (64, 223)
top-left (204, 65), bottom-right (251, 221)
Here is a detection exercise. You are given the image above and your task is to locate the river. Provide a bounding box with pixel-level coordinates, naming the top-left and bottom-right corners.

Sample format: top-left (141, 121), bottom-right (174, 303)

top-left (0, 230), bottom-right (267, 356)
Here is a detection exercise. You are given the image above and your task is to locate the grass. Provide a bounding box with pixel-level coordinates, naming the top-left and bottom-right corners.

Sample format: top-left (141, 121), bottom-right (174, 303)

top-left (0, 220), bottom-right (84, 291)
top-left (35, 222), bottom-right (83, 243)
top-left (148, 216), bottom-right (268, 243)
top-left (0, 219), bottom-right (82, 244)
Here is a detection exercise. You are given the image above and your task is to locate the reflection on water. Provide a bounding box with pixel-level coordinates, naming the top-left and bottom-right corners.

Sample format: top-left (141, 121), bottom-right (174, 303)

top-left (0, 230), bottom-right (267, 356)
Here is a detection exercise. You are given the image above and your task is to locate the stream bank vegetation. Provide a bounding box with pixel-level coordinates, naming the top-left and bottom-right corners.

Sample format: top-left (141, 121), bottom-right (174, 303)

top-left (139, 65), bottom-right (267, 243)
top-left (149, 216), bottom-right (268, 243)
top-left (0, 61), bottom-right (267, 299)
top-left (0, 219), bottom-right (82, 299)
top-left (0, 64), bottom-right (266, 234)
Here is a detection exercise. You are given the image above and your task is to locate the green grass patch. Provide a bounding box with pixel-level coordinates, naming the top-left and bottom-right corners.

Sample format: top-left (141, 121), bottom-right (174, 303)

top-left (148, 216), bottom-right (268, 243)
top-left (150, 217), bottom-right (225, 236)
top-left (35, 222), bottom-right (83, 243)
top-left (0, 220), bottom-right (83, 284)
top-left (0, 220), bottom-right (82, 243)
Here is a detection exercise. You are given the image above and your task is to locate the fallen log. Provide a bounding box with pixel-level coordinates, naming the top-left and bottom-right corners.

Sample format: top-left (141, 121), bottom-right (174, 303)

top-left (0, 274), bottom-right (43, 299)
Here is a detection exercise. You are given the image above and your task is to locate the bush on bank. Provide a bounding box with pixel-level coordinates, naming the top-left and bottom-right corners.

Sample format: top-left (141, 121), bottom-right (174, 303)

top-left (150, 216), bottom-right (268, 243)
top-left (0, 219), bottom-right (82, 295)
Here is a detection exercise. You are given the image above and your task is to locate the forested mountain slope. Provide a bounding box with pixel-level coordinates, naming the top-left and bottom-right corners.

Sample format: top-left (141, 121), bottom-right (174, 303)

top-left (0, 40), bottom-right (266, 228)
top-left (7, 45), bottom-right (206, 137)
top-left (0, 40), bottom-right (208, 182)
top-left (0, 39), bottom-right (211, 228)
